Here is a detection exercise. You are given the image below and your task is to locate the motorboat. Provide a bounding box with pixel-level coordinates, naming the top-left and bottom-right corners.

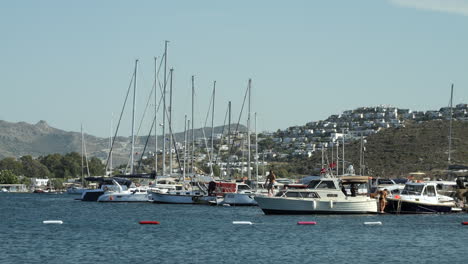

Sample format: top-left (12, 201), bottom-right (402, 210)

top-left (254, 176), bottom-right (378, 214)
top-left (385, 182), bottom-right (461, 214)
top-left (80, 177), bottom-right (132, 201)
top-left (66, 186), bottom-right (86, 195)
top-left (97, 179), bottom-right (150, 202)
top-left (217, 183), bottom-right (258, 206)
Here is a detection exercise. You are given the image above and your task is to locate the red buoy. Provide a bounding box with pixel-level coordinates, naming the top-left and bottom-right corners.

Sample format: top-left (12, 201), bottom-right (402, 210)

top-left (139, 221), bottom-right (160, 225)
top-left (297, 221), bottom-right (317, 225)
top-left (462, 222), bottom-right (468, 225)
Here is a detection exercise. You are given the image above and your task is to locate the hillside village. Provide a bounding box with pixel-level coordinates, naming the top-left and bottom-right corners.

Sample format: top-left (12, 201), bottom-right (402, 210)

top-left (153, 103), bottom-right (468, 178)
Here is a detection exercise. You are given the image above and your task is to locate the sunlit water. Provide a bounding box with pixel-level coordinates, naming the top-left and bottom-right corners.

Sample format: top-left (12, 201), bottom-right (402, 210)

top-left (0, 193), bottom-right (467, 264)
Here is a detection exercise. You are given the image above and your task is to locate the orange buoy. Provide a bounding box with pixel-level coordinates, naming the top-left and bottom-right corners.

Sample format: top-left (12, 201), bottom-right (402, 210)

top-left (462, 222), bottom-right (468, 225)
top-left (139, 221), bottom-right (160, 225)
top-left (297, 221), bottom-right (317, 225)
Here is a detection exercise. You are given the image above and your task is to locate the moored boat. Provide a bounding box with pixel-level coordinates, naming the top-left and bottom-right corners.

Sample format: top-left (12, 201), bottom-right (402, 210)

top-left (255, 176), bottom-right (378, 214)
top-left (385, 181), bottom-right (461, 214)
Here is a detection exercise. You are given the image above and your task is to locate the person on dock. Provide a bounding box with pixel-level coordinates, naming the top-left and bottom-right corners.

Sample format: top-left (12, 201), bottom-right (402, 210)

top-left (265, 170), bottom-right (276, 197)
top-left (378, 189), bottom-right (388, 213)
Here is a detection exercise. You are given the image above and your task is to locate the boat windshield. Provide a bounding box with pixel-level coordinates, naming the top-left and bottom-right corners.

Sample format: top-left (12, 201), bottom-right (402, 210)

top-left (307, 180), bottom-right (336, 189)
top-left (237, 185), bottom-right (251, 190)
top-left (401, 184), bottom-right (424, 195)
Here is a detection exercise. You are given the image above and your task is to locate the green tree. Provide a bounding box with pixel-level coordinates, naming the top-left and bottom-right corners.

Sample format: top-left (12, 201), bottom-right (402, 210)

top-left (0, 170), bottom-right (19, 184)
top-left (0, 157), bottom-right (23, 175)
top-left (20, 155), bottom-right (50, 178)
top-left (51, 178), bottom-right (64, 190)
top-left (39, 154), bottom-right (64, 178)
top-left (88, 157), bottom-right (106, 176)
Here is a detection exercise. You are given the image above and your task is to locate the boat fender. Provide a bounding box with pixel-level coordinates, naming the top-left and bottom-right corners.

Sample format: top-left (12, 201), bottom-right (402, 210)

top-left (192, 196), bottom-right (200, 202)
top-left (43, 220), bottom-right (63, 224)
top-left (139, 221), bottom-right (160, 225)
top-left (297, 221), bottom-right (317, 225)
top-left (329, 200), bottom-right (334, 209)
top-left (109, 196), bottom-right (114, 201)
top-left (312, 200), bottom-right (317, 210)
top-left (364, 221), bottom-right (382, 225)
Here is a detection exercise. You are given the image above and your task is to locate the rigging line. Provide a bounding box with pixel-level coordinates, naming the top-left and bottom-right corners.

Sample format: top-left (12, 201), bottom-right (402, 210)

top-left (104, 70), bottom-right (135, 171)
top-left (137, 113), bottom-right (157, 171)
top-left (214, 104), bottom-right (230, 165)
top-left (228, 84), bottom-right (249, 155)
top-left (125, 87), bottom-right (165, 173)
top-left (201, 87), bottom-right (214, 163)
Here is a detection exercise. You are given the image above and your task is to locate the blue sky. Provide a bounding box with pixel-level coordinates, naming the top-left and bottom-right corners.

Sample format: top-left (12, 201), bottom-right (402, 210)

top-left (1, 0), bottom-right (468, 137)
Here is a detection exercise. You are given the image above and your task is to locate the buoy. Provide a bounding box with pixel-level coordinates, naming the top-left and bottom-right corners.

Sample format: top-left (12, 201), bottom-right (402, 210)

top-left (43, 220), bottom-right (63, 224)
top-left (462, 222), bottom-right (468, 225)
top-left (297, 221), bottom-right (317, 225)
top-left (232, 221), bottom-right (253, 225)
top-left (139, 221), bottom-right (160, 225)
top-left (364, 221), bottom-right (382, 225)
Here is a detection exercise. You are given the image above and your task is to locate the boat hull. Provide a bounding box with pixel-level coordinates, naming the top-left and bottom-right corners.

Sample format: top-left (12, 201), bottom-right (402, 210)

top-left (255, 196), bottom-right (378, 215)
top-left (220, 193), bottom-right (258, 206)
top-left (97, 192), bottom-right (149, 202)
top-left (80, 190), bottom-right (104, 201)
top-left (385, 198), bottom-right (454, 214)
top-left (150, 192), bottom-right (217, 204)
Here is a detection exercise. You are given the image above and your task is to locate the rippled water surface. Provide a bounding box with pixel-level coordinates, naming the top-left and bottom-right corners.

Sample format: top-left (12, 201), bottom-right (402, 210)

top-left (0, 193), bottom-right (467, 264)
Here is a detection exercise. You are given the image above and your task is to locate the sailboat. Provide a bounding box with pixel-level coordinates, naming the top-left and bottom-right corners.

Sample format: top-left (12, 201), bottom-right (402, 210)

top-left (66, 124), bottom-right (90, 195)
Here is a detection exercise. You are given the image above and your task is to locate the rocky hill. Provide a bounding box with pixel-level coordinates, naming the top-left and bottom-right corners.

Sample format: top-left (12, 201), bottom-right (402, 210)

top-left (0, 120), bottom-right (246, 165)
top-left (299, 120), bottom-right (468, 178)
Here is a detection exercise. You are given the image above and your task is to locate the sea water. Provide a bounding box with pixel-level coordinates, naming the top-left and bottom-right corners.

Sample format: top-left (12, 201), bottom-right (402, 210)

top-left (0, 193), bottom-right (467, 264)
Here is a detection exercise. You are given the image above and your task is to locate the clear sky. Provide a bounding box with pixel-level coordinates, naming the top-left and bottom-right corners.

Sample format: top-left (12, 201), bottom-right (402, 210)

top-left (1, 0), bottom-right (468, 137)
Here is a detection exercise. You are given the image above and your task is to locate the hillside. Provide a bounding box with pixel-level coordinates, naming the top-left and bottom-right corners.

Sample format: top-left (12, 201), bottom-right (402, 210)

top-left (0, 120), bottom-right (246, 165)
top-left (300, 120), bottom-right (468, 178)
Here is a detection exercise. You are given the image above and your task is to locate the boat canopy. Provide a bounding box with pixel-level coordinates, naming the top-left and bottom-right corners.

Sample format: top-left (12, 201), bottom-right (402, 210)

top-left (340, 176), bottom-right (371, 183)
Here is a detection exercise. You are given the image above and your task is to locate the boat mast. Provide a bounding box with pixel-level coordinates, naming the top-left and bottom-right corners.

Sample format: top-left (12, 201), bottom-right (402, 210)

top-left (183, 115), bottom-right (188, 180)
top-left (130, 59), bottom-right (138, 175)
top-left (247, 79), bottom-right (252, 180)
top-left (255, 112), bottom-right (259, 185)
top-left (162, 41), bottom-right (168, 176)
top-left (210, 81), bottom-right (216, 176)
top-left (227, 101), bottom-right (231, 178)
top-left (154, 57), bottom-right (158, 175)
top-left (342, 129), bottom-right (345, 175)
top-left (81, 123), bottom-right (84, 185)
top-left (448, 83), bottom-right (454, 165)
top-left (169, 68), bottom-right (174, 175)
top-left (191, 76), bottom-right (195, 176)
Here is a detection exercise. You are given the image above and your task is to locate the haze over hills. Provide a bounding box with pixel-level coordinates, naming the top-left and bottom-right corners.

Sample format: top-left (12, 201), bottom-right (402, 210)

top-left (0, 120), bottom-right (247, 165)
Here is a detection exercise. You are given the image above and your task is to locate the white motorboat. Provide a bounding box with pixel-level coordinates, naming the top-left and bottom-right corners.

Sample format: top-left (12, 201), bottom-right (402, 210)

top-left (385, 181), bottom-right (461, 214)
top-left (218, 183), bottom-right (258, 206)
top-left (80, 177), bottom-right (132, 201)
top-left (255, 176), bottom-right (378, 214)
top-left (97, 179), bottom-right (150, 202)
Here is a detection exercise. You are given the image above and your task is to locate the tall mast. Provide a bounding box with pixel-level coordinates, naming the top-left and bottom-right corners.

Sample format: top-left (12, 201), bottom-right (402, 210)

top-left (191, 76), bottom-right (195, 175)
top-left (210, 81), bottom-right (216, 176)
top-left (342, 129), bottom-right (345, 175)
top-left (255, 112), bottom-right (259, 184)
top-left (169, 68), bottom-right (174, 175)
top-left (154, 57), bottom-right (158, 175)
top-left (183, 115), bottom-right (188, 180)
top-left (247, 79), bottom-right (252, 180)
top-left (81, 123), bottom-right (84, 184)
top-left (130, 59), bottom-right (138, 174)
top-left (448, 83), bottom-right (454, 164)
top-left (336, 140), bottom-right (339, 176)
top-left (227, 101), bottom-right (231, 178)
top-left (359, 132), bottom-right (363, 175)
top-left (109, 114), bottom-right (113, 175)
top-left (162, 41), bottom-right (168, 175)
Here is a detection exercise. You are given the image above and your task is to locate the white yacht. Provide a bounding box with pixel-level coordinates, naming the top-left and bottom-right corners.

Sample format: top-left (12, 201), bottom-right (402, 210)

top-left (97, 179), bottom-right (150, 202)
top-left (385, 182), bottom-right (461, 214)
top-left (218, 183), bottom-right (258, 206)
top-left (255, 176), bottom-right (378, 214)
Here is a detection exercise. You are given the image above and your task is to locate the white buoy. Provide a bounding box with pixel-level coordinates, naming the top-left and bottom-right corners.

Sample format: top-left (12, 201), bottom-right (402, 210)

top-left (232, 221), bottom-right (253, 225)
top-left (43, 220), bottom-right (63, 224)
top-left (364, 221), bottom-right (382, 225)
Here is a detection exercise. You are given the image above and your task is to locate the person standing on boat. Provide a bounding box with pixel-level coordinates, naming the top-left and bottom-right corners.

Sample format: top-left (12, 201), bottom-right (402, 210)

top-left (378, 189), bottom-right (388, 213)
top-left (265, 170), bottom-right (277, 197)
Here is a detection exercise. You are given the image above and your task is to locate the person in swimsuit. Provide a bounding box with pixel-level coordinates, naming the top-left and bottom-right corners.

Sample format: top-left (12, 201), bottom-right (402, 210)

top-left (265, 170), bottom-right (276, 197)
top-left (378, 189), bottom-right (388, 213)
